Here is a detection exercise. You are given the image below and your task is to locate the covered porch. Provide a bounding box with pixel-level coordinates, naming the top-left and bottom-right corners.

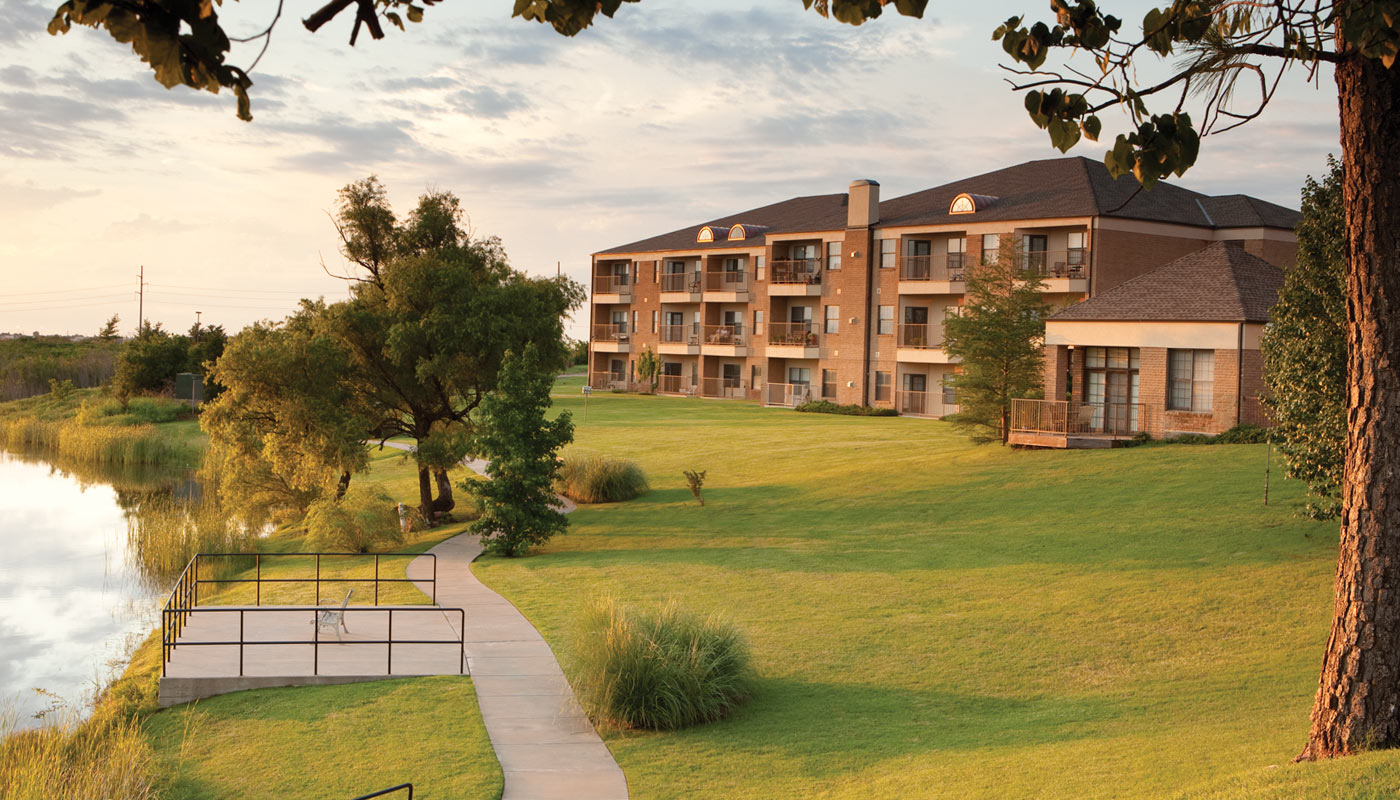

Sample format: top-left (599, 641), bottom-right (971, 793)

top-left (1008, 398), bottom-right (1147, 449)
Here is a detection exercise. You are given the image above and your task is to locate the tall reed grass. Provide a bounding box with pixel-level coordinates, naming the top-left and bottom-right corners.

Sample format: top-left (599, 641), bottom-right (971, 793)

top-left (0, 417), bottom-right (199, 467)
top-left (572, 597), bottom-right (753, 731)
top-left (127, 495), bottom-right (262, 586)
top-left (0, 701), bottom-right (162, 800)
top-left (556, 454), bottom-right (649, 503)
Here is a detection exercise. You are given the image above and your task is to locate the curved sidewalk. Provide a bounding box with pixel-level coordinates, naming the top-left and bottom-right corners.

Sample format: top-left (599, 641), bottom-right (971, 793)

top-left (402, 451), bottom-right (627, 800)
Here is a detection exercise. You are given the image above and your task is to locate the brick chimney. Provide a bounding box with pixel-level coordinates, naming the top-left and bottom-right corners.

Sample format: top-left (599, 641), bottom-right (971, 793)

top-left (848, 179), bottom-right (880, 228)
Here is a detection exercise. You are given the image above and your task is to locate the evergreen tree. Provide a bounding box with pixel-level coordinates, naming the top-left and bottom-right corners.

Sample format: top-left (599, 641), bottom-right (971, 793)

top-left (635, 346), bottom-right (660, 393)
top-left (97, 314), bottom-right (120, 340)
top-left (1262, 157), bottom-right (1346, 519)
top-left (942, 241), bottom-right (1051, 444)
top-left (469, 344), bottom-right (574, 557)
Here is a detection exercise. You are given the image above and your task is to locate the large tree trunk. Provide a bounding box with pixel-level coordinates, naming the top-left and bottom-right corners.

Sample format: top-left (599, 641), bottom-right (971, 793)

top-left (417, 465), bottom-right (435, 524)
top-left (431, 467), bottom-right (455, 514)
top-left (1298, 51), bottom-right (1400, 760)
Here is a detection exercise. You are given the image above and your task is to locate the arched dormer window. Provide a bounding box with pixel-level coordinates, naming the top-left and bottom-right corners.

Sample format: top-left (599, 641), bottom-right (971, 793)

top-left (728, 224), bottom-right (747, 241)
top-left (949, 192), bottom-right (997, 215)
top-left (697, 226), bottom-right (723, 243)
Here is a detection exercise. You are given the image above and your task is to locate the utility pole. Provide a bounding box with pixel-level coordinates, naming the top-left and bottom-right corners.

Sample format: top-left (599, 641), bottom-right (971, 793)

top-left (137, 265), bottom-right (146, 334)
top-left (195, 310), bottom-right (202, 326)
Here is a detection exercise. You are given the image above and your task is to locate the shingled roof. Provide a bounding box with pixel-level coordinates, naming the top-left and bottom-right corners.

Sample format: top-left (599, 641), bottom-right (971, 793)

top-left (595, 157), bottom-right (1300, 256)
top-left (1050, 241), bottom-right (1284, 323)
top-left (596, 193), bottom-right (849, 255)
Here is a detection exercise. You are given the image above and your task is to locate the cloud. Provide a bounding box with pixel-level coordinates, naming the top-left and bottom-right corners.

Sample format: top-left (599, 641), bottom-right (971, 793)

top-left (267, 117), bottom-right (436, 173)
top-left (446, 84), bottom-right (532, 118)
top-left (0, 90), bottom-right (125, 157)
top-left (0, 0), bottom-right (52, 45)
top-left (0, 179), bottom-right (100, 213)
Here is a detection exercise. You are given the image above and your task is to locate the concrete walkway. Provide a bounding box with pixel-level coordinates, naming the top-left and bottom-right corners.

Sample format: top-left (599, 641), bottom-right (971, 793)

top-left (393, 445), bottom-right (629, 800)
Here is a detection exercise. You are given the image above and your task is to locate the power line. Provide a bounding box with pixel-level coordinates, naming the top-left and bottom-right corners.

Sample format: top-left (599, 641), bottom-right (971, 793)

top-left (151, 283), bottom-right (346, 296)
top-left (0, 298), bottom-right (138, 313)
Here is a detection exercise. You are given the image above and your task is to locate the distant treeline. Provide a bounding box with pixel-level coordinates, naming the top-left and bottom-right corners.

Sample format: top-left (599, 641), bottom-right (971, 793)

top-left (0, 336), bottom-right (119, 401)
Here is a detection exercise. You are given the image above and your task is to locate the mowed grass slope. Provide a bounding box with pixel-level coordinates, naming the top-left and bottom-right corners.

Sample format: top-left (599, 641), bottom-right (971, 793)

top-left (472, 392), bottom-right (1369, 799)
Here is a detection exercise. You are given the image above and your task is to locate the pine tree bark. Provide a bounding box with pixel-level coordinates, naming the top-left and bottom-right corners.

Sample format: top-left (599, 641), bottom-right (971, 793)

top-left (1298, 49), bottom-right (1400, 760)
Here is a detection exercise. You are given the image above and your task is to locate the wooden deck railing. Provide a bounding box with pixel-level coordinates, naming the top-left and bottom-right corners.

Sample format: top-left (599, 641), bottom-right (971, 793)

top-left (588, 371), bottom-right (628, 390)
top-left (660, 323), bottom-right (697, 344)
top-left (896, 323), bottom-right (942, 349)
top-left (661, 272), bottom-right (701, 292)
top-left (656, 374), bottom-right (696, 395)
top-left (900, 254), bottom-right (967, 282)
top-left (1010, 398), bottom-right (1145, 436)
top-left (770, 259), bottom-right (821, 285)
top-left (766, 382), bottom-right (814, 407)
top-left (701, 376), bottom-right (745, 398)
top-left (592, 323), bottom-right (629, 342)
top-left (593, 274), bottom-right (630, 293)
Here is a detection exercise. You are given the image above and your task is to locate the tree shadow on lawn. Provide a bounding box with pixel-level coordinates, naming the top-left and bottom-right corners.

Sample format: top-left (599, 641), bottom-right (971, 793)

top-left (613, 676), bottom-right (1125, 780)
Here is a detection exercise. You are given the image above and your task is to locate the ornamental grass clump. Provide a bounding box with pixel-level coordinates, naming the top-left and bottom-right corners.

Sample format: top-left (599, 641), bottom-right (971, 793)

top-left (573, 597), bottom-right (753, 731)
top-left (556, 455), bottom-right (648, 503)
top-left (305, 483), bottom-right (404, 553)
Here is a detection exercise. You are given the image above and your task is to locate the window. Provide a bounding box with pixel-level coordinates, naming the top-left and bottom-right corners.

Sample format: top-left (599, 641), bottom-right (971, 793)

top-left (756, 255), bottom-right (766, 281)
top-left (821, 369), bottom-right (836, 399)
top-left (947, 237), bottom-right (965, 271)
top-left (982, 234), bottom-right (1000, 265)
top-left (651, 310), bottom-right (658, 333)
top-left (880, 238), bottom-right (896, 269)
top-left (942, 378), bottom-right (957, 406)
top-left (1067, 231), bottom-right (1087, 267)
top-left (827, 241), bottom-right (842, 270)
top-left (611, 309), bottom-right (627, 332)
top-left (632, 310), bottom-right (638, 332)
top-left (751, 365), bottom-right (762, 389)
top-left (632, 262), bottom-right (639, 285)
top-left (878, 305), bottom-right (894, 335)
top-left (788, 367), bottom-right (811, 385)
top-left (1168, 349), bottom-right (1214, 412)
top-left (753, 310), bottom-right (764, 335)
top-left (825, 305), bottom-right (840, 334)
top-left (875, 371), bottom-right (891, 401)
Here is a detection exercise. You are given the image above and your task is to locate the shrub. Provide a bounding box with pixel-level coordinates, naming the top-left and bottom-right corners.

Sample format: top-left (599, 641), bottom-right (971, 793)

top-left (556, 455), bottom-right (648, 503)
top-left (0, 701), bottom-right (161, 800)
top-left (684, 469), bottom-right (706, 506)
top-left (572, 597), bottom-right (753, 731)
top-left (793, 400), bottom-right (898, 417)
top-left (1213, 424), bottom-right (1270, 444)
top-left (305, 483), bottom-right (404, 553)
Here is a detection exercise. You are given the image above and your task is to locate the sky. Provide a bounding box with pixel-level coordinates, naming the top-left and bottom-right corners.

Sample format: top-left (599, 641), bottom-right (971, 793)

top-left (0, 0), bottom-right (1341, 340)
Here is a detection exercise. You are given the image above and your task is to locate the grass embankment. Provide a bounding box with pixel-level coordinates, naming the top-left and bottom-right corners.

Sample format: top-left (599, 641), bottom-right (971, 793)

top-left (0, 388), bottom-right (204, 467)
top-left (467, 392), bottom-right (1374, 799)
top-left (132, 445), bottom-right (502, 800)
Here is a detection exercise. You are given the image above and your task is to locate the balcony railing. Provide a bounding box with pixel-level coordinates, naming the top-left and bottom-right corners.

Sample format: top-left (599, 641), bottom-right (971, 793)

top-left (704, 271), bottom-right (748, 292)
top-left (766, 382), bottom-right (814, 407)
top-left (592, 323), bottom-right (629, 342)
top-left (900, 253), bottom-right (967, 282)
top-left (701, 376), bottom-right (745, 398)
top-left (896, 390), bottom-right (930, 416)
top-left (661, 272), bottom-right (701, 293)
top-left (1010, 398), bottom-right (1144, 436)
top-left (767, 321), bottom-right (820, 347)
top-left (660, 323), bottom-right (698, 344)
top-left (700, 323), bottom-right (746, 347)
top-left (588, 371), bottom-right (629, 391)
top-left (770, 259), bottom-right (821, 285)
top-left (593, 274), bottom-right (630, 293)
top-left (896, 323), bottom-right (942, 349)
top-left (1015, 248), bottom-right (1089, 278)
top-left (656, 374), bottom-right (696, 395)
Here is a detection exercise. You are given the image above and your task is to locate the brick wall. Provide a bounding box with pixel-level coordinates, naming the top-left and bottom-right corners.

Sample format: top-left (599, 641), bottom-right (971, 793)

top-left (1044, 345), bottom-right (1069, 401)
top-left (1242, 238), bottom-right (1298, 271)
top-left (1093, 228), bottom-right (1213, 293)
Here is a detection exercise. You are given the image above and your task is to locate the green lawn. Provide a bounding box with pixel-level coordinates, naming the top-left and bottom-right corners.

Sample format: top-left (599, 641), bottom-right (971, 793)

top-left (144, 677), bottom-right (501, 800)
top-left (467, 392), bottom-right (1380, 799)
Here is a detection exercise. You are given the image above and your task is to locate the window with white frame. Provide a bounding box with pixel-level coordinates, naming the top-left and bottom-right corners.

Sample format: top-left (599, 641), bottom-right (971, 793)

top-left (821, 369), bottom-right (836, 399)
top-left (827, 241), bottom-right (842, 270)
top-left (753, 310), bottom-right (764, 335)
top-left (880, 238), bottom-right (896, 269)
top-left (982, 234), bottom-right (1000, 264)
top-left (1168, 349), bottom-right (1214, 411)
top-left (878, 305), bottom-right (894, 335)
top-left (825, 305), bottom-right (840, 334)
top-left (756, 255), bottom-right (766, 281)
top-left (875, 371), bottom-right (891, 401)
top-left (651, 310), bottom-right (658, 333)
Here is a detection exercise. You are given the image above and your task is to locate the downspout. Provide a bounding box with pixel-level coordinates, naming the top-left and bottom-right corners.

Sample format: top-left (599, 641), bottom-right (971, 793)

top-left (1236, 321), bottom-right (1245, 426)
top-left (1089, 216), bottom-right (1099, 296)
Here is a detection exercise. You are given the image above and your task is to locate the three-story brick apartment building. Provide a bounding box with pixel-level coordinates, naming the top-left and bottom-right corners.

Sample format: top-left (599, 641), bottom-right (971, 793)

top-left (586, 157), bottom-right (1298, 420)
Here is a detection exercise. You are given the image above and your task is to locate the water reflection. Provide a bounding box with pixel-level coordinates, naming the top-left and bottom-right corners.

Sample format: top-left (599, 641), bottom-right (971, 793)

top-left (0, 449), bottom-right (217, 724)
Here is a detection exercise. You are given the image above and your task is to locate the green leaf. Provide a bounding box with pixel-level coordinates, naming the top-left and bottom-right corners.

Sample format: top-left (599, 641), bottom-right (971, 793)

top-left (1082, 115), bottom-right (1102, 142)
top-left (407, 5), bottom-right (424, 23)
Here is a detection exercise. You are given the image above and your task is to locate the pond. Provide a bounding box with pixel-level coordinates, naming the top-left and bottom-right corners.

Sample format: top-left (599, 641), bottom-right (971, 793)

top-left (0, 450), bottom-right (203, 725)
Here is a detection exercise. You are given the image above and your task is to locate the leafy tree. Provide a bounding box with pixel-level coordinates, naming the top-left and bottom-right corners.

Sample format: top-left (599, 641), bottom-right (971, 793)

top-left (97, 315), bottom-right (120, 340)
top-left (187, 322), bottom-right (229, 400)
top-left (110, 322), bottom-right (190, 403)
top-left (328, 178), bottom-right (584, 524)
top-left (305, 482), bottom-right (404, 553)
top-left (200, 303), bottom-right (371, 525)
top-left (942, 241), bottom-right (1051, 445)
top-left (1262, 158), bottom-right (1346, 520)
top-left (468, 344), bottom-right (574, 557)
top-left (566, 337), bottom-right (588, 366)
top-left (635, 346), bottom-right (660, 393)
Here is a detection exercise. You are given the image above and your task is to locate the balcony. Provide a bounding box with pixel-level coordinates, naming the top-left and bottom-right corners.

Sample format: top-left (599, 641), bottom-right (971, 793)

top-left (765, 382), bottom-right (814, 408)
top-left (1018, 248), bottom-right (1090, 293)
top-left (587, 371), bottom-right (630, 391)
top-left (895, 324), bottom-right (953, 363)
top-left (1007, 398), bottom-right (1145, 448)
top-left (591, 323), bottom-right (630, 353)
top-left (769, 259), bottom-right (822, 296)
top-left (700, 323), bottom-right (747, 355)
top-left (656, 374), bottom-right (697, 396)
top-left (895, 390), bottom-right (932, 417)
top-left (703, 270), bottom-right (749, 300)
top-left (899, 254), bottom-right (967, 293)
top-left (659, 323), bottom-right (700, 355)
top-left (660, 272), bottom-right (702, 302)
top-left (766, 321), bottom-right (821, 358)
top-left (701, 376), bottom-right (746, 399)
top-left (593, 274), bottom-right (631, 302)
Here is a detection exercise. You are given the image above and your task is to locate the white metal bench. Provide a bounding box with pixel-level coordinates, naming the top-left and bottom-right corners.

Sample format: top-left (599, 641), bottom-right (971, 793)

top-left (312, 589), bottom-right (353, 642)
